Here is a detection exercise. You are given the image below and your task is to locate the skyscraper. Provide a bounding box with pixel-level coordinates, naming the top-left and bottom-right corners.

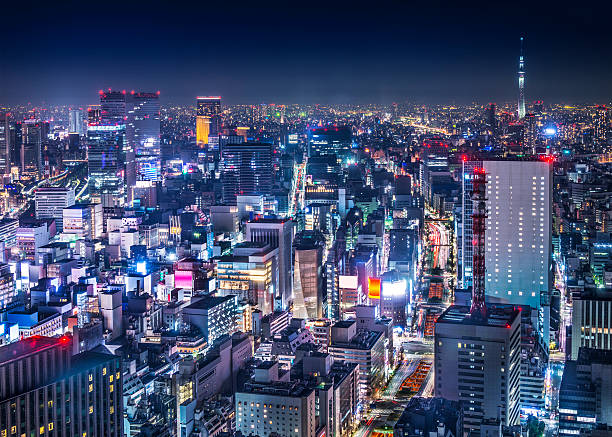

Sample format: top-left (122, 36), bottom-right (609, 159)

top-left (460, 159), bottom-right (552, 344)
top-left (99, 90), bottom-right (126, 126)
top-left (126, 91), bottom-right (161, 183)
top-left (518, 37), bottom-right (526, 119)
top-left (0, 113), bottom-right (10, 175)
top-left (524, 112), bottom-right (537, 152)
top-left (88, 91), bottom-right (127, 204)
top-left (220, 142), bottom-right (273, 204)
top-left (20, 120), bottom-right (46, 179)
top-left (594, 105), bottom-right (608, 144)
top-left (308, 126), bottom-right (352, 159)
top-left (461, 160), bottom-right (551, 303)
top-left (486, 103), bottom-right (496, 136)
top-left (87, 126), bottom-right (125, 203)
top-left (435, 305), bottom-right (521, 434)
top-left (196, 96), bottom-right (221, 146)
top-left (68, 108), bottom-right (85, 136)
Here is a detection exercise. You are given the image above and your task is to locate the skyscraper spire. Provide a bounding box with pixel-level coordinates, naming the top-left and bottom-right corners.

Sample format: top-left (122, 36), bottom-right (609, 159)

top-left (518, 36), bottom-right (526, 119)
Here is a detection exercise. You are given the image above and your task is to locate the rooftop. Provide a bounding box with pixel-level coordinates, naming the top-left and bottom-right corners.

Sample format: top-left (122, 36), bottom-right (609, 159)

top-left (185, 295), bottom-right (235, 311)
top-left (247, 217), bottom-right (291, 224)
top-left (436, 304), bottom-right (520, 328)
top-left (0, 336), bottom-right (70, 365)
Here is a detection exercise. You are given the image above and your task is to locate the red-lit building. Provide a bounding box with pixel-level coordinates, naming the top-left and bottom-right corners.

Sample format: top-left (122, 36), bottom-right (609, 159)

top-left (0, 336), bottom-right (122, 436)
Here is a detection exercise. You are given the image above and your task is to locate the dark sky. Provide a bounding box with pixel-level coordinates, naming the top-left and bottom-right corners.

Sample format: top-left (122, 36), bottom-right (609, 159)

top-left (1, 0), bottom-right (611, 106)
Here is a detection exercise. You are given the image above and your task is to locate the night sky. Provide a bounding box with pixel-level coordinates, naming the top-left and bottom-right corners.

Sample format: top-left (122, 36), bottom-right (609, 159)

top-left (2, 0), bottom-right (611, 106)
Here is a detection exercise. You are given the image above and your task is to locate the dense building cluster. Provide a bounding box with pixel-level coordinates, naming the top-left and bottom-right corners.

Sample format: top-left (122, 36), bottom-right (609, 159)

top-left (0, 86), bottom-right (611, 437)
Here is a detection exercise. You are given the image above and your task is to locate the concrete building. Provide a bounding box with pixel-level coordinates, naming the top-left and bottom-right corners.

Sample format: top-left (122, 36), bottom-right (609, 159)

top-left (62, 203), bottom-right (103, 240)
top-left (246, 218), bottom-right (294, 308)
top-left (328, 320), bottom-right (386, 398)
top-left (35, 187), bottom-right (75, 232)
top-left (100, 289), bottom-right (123, 340)
top-left (571, 291), bottom-right (612, 360)
top-left (16, 222), bottom-right (49, 263)
top-left (434, 305), bottom-right (521, 434)
top-left (292, 351), bottom-right (361, 437)
top-left (0, 336), bottom-right (122, 437)
top-left (0, 218), bottom-right (18, 248)
top-left (235, 361), bottom-right (316, 437)
top-left (394, 397), bottom-right (463, 437)
top-left (215, 241), bottom-right (278, 315)
top-left (293, 231), bottom-right (325, 319)
top-left (559, 348), bottom-right (612, 436)
top-left (183, 295), bottom-right (237, 346)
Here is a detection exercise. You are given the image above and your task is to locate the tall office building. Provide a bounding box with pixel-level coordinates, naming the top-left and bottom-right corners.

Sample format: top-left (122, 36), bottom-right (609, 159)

top-left (87, 126), bottom-right (125, 202)
top-left (196, 96), bottom-right (221, 146)
top-left (126, 91), bottom-right (161, 183)
top-left (518, 37), bottom-right (526, 119)
top-left (461, 160), bottom-right (552, 307)
top-left (220, 142), bottom-right (273, 204)
top-left (594, 105), bottom-right (608, 144)
top-left (0, 113), bottom-right (10, 175)
top-left (486, 103), bottom-right (496, 136)
top-left (435, 305), bottom-right (521, 434)
top-left (99, 90), bottom-right (126, 126)
top-left (293, 231), bottom-right (325, 319)
top-left (87, 105), bottom-right (101, 126)
top-left (0, 263), bottom-right (16, 312)
top-left (246, 218), bottom-right (295, 309)
top-left (523, 113), bottom-right (537, 152)
top-left (68, 108), bottom-right (85, 136)
top-left (380, 270), bottom-right (408, 327)
top-left (35, 187), bottom-right (76, 231)
top-left (88, 91), bottom-right (127, 204)
top-left (570, 292), bottom-right (612, 360)
top-left (20, 120), bottom-right (46, 179)
top-left (308, 126), bottom-right (352, 159)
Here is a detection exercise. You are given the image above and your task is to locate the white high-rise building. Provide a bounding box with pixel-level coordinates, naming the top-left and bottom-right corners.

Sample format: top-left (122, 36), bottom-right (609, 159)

top-left (35, 187), bottom-right (75, 232)
top-left (461, 160), bottom-right (552, 309)
top-left (68, 108), bottom-right (84, 135)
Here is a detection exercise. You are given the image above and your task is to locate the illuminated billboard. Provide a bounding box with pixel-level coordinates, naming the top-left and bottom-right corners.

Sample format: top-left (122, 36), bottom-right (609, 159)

top-left (368, 277), bottom-right (381, 299)
top-left (339, 275), bottom-right (358, 289)
top-left (382, 278), bottom-right (407, 297)
top-left (175, 270), bottom-right (193, 289)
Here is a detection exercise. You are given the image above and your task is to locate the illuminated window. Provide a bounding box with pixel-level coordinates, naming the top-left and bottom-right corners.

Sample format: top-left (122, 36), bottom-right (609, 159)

top-left (88, 384), bottom-right (93, 392)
